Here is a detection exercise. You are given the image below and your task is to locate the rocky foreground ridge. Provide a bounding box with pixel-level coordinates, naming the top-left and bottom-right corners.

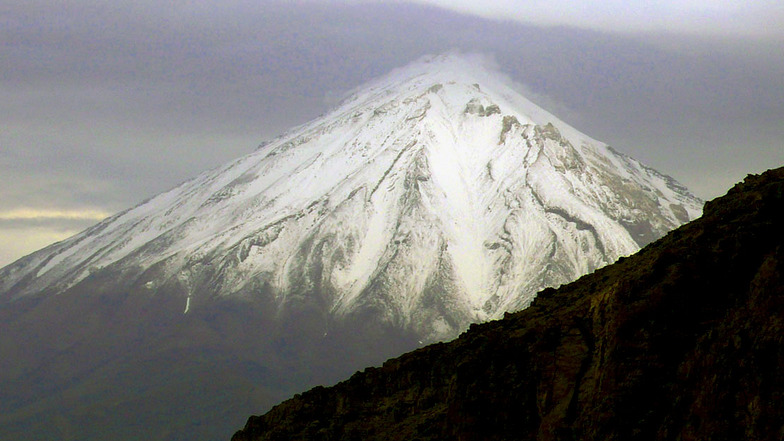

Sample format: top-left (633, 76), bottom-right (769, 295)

top-left (231, 166), bottom-right (784, 441)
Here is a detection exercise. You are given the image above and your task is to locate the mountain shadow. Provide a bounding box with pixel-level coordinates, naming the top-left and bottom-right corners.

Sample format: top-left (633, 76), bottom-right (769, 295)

top-left (231, 166), bottom-right (784, 441)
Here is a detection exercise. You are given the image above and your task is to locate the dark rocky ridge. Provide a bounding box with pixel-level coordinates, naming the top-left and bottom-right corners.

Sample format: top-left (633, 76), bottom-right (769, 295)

top-left (231, 166), bottom-right (784, 441)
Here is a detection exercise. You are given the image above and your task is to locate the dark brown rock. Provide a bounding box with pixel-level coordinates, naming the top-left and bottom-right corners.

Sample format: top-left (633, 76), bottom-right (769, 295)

top-left (231, 167), bottom-right (784, 441)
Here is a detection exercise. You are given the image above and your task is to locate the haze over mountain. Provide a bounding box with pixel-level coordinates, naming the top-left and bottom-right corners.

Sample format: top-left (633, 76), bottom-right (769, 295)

top-left (231, 166), bottom-right (784, 441)
top-left (0, 54), bottom-right (701, 441)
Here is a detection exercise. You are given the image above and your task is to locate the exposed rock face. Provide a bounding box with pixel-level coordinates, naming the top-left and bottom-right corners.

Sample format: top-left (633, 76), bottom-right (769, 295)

top-left (231, 167), bottom-right (784, 441)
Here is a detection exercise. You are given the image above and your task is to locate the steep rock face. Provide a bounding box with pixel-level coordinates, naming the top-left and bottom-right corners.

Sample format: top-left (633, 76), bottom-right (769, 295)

top-left (0, 54), bottom-right (701, 441)
top-left (231, 166), bottom-right (784, 441)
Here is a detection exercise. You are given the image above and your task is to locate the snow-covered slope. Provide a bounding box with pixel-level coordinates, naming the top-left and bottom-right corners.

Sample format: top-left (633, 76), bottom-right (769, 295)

top-left (0, 54), bottom-right (701, 342)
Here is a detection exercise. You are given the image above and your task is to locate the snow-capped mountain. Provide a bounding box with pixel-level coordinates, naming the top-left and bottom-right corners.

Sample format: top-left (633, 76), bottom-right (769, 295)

top-left (1, 53), bottom-right (700, 341)
top-left (0, 54), bottom-right (701, 441)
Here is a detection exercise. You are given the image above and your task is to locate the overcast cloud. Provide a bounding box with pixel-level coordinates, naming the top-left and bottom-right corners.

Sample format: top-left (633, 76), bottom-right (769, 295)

top-left (1, 1), bottom-right (783, 266)
top-left (411, 0), bottom-right (784, 39)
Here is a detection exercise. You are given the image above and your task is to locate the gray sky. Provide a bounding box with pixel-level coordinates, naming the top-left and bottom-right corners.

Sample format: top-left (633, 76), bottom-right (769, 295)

top-left (411, 0), bottom-right (784, 38)
top-left (2, 1), bottom-right (783, 267)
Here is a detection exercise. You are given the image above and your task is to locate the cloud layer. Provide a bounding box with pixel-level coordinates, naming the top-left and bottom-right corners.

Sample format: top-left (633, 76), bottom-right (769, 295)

top-left (410, 0), bottom-right (784, 39)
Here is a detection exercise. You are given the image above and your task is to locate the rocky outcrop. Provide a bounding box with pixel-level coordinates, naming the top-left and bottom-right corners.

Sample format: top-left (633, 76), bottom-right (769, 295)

top-left (231, 166), bottom-right (784, 441)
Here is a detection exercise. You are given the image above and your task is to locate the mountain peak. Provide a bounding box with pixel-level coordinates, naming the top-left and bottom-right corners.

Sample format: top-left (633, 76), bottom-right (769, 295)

top-left (331, 52), bottom-right (585, 142)
top-left (1, 54), bottom-right (701, 340)
top-left (0, 54), bottom-right (703, 441)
